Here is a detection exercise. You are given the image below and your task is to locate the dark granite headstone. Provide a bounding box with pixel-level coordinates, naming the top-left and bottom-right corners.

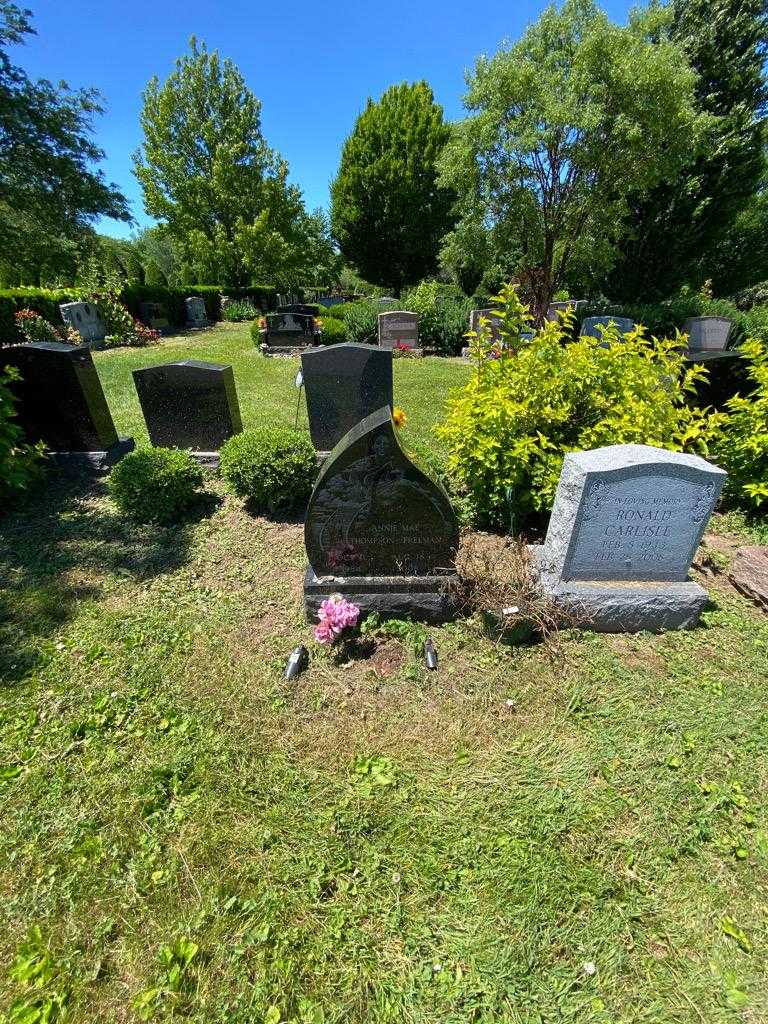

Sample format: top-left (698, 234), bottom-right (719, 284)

top-left (132, 360), bottom-right (242, 462)
top-left (2, 342), bottom-right (133, 469)
top-left (277, 304), bottom-right (317, 317)
top-left (301, 343), bottom-right (393, 452)
top-left (139, 301), bottom-right (169, 333)
top-left (303, 406), bottom-right (460, 622)
top-left (262, 313), bottom-right (317, 348)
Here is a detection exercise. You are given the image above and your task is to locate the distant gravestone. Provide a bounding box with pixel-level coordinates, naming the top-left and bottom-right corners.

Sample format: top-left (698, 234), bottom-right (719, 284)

top-left (378, 311), bottom-right (419, 350)
top-left (468, 308), bottom-right (503, 343)
top-left (59, 301), bottom-right (106, 344)
top-left (683, 317), bottom-right (733, 351)
top-left (546, 299), bottom-right (586, 322)
top-left (377, 297), bottom-right (398, 309)
top-left (2, 342), bottom-right (133, 470)
top-left (185, 296), bottom-right (208, 329)
top-left (532, 444), bottom-right (726, 631)
top-left (132, 360), bottom-right (242, 466)
top-left (139, 301), bottom-right (169, 333)
top-left (301, 343), bottom-right (393, 453)
top-left (303, 406), bottom-right (460, 622)
top-left (277, 304), bottom-right (317, 317)
top-left (260, 312), bottom-right (318, 349)
top-left (580, 316), bottom-right (635, 340)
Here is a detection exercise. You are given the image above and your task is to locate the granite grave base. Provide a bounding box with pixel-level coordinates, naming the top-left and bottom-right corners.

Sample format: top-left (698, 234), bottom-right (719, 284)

top-left (262, 345), bottom-right (314, 358)
top-left (530, 546), bottom-right (708, 632)
top-left (50, 435), bottom-right (135, 473)
top-left (304, 567), bottom-right (461, 624)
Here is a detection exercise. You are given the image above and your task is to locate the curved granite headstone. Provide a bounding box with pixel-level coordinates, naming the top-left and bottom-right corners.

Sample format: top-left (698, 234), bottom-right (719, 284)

top-left (301, 343), bottom-right (393, 453)
top-left (304, 407), bottom-right (460, 622)
top-left (579, 316), bottom-right (635, 340)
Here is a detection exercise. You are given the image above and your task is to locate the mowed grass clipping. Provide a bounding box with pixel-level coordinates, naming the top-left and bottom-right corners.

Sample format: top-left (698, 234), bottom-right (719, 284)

top-left (94, 322), bottom-right (472, 449)
top-left (1, 456), bottom-right (768, 1022)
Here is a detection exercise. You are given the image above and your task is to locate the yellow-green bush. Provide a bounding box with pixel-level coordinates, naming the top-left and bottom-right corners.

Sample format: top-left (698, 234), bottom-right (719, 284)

top-left (437, 284), bottom-right (718, 527)
top-left (711, 338), bottom-right (768, 508)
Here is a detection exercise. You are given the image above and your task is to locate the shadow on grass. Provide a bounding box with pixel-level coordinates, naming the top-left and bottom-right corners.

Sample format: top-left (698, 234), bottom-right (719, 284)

top-left (242, 497), bottom-right (307, 526)
top-left (0, 472), bottom-right (214, 685)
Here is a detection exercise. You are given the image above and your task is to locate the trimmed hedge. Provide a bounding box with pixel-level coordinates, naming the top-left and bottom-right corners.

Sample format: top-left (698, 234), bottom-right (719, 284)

top-left (1, 284), bottom-right (279, 345)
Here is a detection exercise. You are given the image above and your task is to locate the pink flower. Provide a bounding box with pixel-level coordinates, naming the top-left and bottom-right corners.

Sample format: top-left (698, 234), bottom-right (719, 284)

top-left (313, 622), bottom-right (336, 645)
top-left (313, 595), bottom-right (360, 645)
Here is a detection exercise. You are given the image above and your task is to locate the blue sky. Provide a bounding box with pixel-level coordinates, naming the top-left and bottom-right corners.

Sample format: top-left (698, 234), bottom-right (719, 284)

top-left (22, 0), bottom-right (633, 239)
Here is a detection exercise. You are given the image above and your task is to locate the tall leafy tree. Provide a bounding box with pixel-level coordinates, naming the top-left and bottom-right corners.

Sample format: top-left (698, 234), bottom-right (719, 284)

top-left (0, 2), bottom-right (130, 285)
top-left (134, 39), bottom-right (313, 288)
top-left (438, 0), bottom-right (704, 320)
top-left (330, 82), bottom-right (454, 295)
top-left (608, 0), bottom-right (768, 301)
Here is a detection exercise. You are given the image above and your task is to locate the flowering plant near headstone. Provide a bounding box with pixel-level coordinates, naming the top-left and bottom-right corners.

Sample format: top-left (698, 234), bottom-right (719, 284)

top-left (14, 309), bottom-right (81, 345)
top-left (313, 595), bottom-right (361, 645)
top-left (90, 290), bottom-right (160, 348)
top-left (438, 283), bottom-right (721, 528)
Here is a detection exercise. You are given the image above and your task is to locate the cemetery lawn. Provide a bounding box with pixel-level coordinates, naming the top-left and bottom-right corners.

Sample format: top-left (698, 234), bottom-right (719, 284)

top-left (92, 322), bottom-right (473, 448)
top-left (2, 326), bottom-right (768, 1023)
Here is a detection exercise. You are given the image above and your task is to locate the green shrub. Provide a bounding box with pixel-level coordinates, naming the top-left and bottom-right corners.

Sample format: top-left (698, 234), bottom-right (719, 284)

top-left (318, 316), bottom-right (346, 344)
top-left (108, 448), bottom-right (206, 523)
top-left (222, 300), bottom-right (259, 322)
top-left (711, 338), bottom-right (768, 509)
top-left (250, 318), bottom-right (265, 346)
top-left (343, 300), bottom-right (379, 345)
top-left (0, 365), bottom-right (45, 508)
top-left (219, 427), bottom-right (316, 512)
top-left (438, 283), bottom-right (717, 527)
top-left (402, 280), bottom-right (473, 355)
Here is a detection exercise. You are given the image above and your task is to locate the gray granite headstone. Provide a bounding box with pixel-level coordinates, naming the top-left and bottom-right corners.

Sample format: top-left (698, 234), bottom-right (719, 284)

top-left (59, 301), bottom-right (106, 344)
top-left (185, 296), bottom-right (208, 328)
top-left (378, 311), bottom-right (419, 350)
top-left (580, 316), bottom-right (635, 340)
top-left (301, 343), bottom-right (393, 452)
top-left (303, 406), bottom-right (460, 623)
top-left (682, 317), bottom-right (733, 352)
top-left (377, 297), bottom-right (398, 309)
top-left (468, 308), bottom-right (503, 343)
top-left (546, 300), bottom-right (586, 322)
top-left (262, 312), bottom-right (317, 348)
top-left (532, 444), bottom-right (726, 631)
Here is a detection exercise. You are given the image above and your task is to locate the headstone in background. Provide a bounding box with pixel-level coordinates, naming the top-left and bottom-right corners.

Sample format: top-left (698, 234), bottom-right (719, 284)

top-left (185, 296), bottom-right (209, 329)
top-left (261, 312), bottom-right (318, 349)
top-left (546, 299), bottom-right (587, 322)
top-left (531, 444), bottom-right (726, 631)
top-left (377, 297), bottom-right (398, 309)
top-left (139, 301), bottom-right (170, 333)
top-left (378, 311), bottom-right (419, 350)
top-left (277, 304), bottom-right (317, 317)
top-left (318, 296), bottom-right (346, 308)
top-left (132, 360), bottom-right (242, 467)
top-left (2, 342), bottom-right (134, 470)
top-left (59, 301), bottom-right (106, 344)
top-left (682, 317), bottom-right (733, 352)
top-left (304, 406), bottom-right (460, 622)
top-left (301, 343), bottom-right (393, 453)
top-left (579, 316), bottom-right (636, 340)
top-left (468, 308), bottom-right (503, 344)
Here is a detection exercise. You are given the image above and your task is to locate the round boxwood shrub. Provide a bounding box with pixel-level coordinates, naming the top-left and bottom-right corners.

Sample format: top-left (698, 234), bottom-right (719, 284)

top-left (219, 427), bottom-right (316, 512)
top-left (108, 448), bottom-right (205, 523)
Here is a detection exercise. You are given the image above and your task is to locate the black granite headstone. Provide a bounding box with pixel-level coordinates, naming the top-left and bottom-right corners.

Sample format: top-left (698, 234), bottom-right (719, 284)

top-left (2, 342), bottom-right (134, 468)
top-left (303, 407), bottom-right (460, 623)
top-left (263, 313), bottom-right (316, 348)
top-left (132, 360), bottom-right (243, 457)
top-left (301, 343), bottom-right (393, 452)
top-left (277, 304), bottom-right (317, 316)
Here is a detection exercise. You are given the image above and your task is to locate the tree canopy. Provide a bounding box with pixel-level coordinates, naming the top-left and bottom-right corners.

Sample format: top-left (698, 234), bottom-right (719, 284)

top-left (133, 38), bottom-right (331, 289)
top-left (0, 1), bottom-right (130, 285)
top-left (608, 0), bottom-right (768, 301)
top-left (438, 0), bottom-right (705, 318)
top-left (330, 81), bottom-right (454, 295)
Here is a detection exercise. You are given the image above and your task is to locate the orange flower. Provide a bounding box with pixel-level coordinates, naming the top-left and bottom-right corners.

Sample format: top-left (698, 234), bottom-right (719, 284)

top-left (392, 407), bottom-right (407, 428)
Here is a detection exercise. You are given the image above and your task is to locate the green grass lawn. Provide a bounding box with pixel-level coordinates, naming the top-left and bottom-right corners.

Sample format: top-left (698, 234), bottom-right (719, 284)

top-left (94, 323), bottom-right (472, 449)
top-left (1, 328), bottom-right (768, 1022)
